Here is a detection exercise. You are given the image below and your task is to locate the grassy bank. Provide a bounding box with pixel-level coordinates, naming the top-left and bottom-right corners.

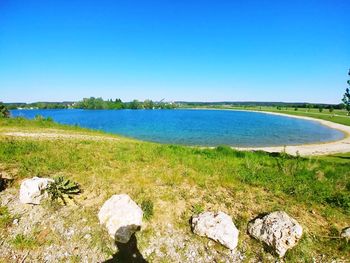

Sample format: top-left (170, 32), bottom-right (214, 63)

top-left (0, 117), bottom-right (349, 262)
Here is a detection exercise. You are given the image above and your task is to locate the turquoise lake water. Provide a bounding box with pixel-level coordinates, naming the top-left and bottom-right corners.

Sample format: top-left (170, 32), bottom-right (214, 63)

top-left (10, 109), bottom-right (344, 147)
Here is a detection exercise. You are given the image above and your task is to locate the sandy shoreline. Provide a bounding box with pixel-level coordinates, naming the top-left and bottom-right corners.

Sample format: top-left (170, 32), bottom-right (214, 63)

top-left (233, 110), bottom-right (350, 156)
top-left (184, 107), bottom-right (350, 156)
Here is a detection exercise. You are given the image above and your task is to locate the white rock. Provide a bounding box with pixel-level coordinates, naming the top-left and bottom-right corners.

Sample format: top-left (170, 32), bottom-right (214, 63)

top-left (248, 211), bottom-right (303, 257)
top-left (98, 194), bottom-right (143, 243)
top-left (191, 211), bottom-right (239, 250)
top-left (19, 177), bottom-right (54, 205)
top-left (340, 227), bottom-right (350, 240)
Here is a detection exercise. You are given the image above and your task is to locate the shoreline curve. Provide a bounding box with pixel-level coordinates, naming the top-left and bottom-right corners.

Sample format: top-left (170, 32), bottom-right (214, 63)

top-left (186, 107), bottom-right (350, 156)
top-left (234, 110), bottom-right (350, 156)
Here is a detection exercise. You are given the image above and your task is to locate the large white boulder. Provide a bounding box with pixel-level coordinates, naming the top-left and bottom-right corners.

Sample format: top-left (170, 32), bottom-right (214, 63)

top-left (98, 194), bottom-right (143, 243)
top-left (191, 211), bottom-right (239, 250)
top-left (248, 211), bottom-right (303, 257)
top-left (19, 177), bottom-right (54, 205)
top-left (341, 227), bottom-right (350, 240)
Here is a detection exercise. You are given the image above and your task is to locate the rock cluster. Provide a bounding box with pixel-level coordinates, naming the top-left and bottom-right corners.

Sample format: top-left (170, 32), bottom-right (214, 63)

top-left (98, 194), bottom-right (143, 243)
top-left (247, 211), bottom-right (303, 257)
top-left (192, 211), bottom-right (239, 250)
top-left (16, 177), bottom-right (308, 259)
top-left (19, 177), bottom-right (54, 205)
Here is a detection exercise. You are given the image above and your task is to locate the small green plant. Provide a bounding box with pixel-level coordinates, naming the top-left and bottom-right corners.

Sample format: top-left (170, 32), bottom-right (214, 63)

top-left (276, 149), bottom-right (302, 177)
top-left (141, 199), bottom-right (154, 220)
top-left (11, 234), bottom-right (38, 250)
top-left (34, 114), bottom-right (44, 121)
top-left (46, 176), bottom-right (81, 205)
top-left (34, 115), bottom-right (53, 122)
top-left (0, 206), bottom-right (13, 229)
top-left (192, 203), bottom-right (204, 214)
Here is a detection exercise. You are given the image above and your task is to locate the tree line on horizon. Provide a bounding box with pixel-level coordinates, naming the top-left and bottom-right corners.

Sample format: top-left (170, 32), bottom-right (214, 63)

top-left (1, 68), bottom-right (350, 116)
top-left (73, 97), bottom-right (177, 110)
top-left (1, 97), bottom-right (177, 111)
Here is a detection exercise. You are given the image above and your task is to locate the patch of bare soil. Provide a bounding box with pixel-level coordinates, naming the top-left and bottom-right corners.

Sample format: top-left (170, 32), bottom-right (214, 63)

top-left (1, 132), bottom-right (119, 141)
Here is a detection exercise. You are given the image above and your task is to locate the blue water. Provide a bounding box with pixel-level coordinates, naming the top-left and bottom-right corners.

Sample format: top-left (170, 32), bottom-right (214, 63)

top-left (10, 109), bottom-right (344, 147)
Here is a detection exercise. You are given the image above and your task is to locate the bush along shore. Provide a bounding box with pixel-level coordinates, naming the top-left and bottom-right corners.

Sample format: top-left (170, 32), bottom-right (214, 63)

top-left (0, 117), bottom-right (350, 262)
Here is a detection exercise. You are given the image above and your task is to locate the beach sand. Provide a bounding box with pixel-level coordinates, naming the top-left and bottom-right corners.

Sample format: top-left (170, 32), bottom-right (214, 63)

top-left (235, 111), bottom-right (350, 156)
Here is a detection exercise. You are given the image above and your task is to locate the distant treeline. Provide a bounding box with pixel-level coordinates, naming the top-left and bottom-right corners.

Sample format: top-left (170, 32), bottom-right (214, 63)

top-left (177, 101), bottom-right (345, 109)
top-left (73, 97), bottom-right (176, 110)
top-left (5, 102), bottom-right (73, 110)
top-left (5, 97), bottom-right (177, 110)
top-left (4, 99), bottom-right (344, 110)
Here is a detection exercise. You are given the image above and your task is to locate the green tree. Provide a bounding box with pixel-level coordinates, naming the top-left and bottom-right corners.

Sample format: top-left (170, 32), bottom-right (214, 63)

top-left (329, 107), bottom-right (334, 113)
top-left (0, 103), bottom-right (10, 118)
top-left (114, 98), bottom-right (124, 109)
top-left (342, 69), bottom-right (350, 115)
top-left (143, 99), bottom-right (154, 109)
top-left (129, 100), bottom-right (141, 109)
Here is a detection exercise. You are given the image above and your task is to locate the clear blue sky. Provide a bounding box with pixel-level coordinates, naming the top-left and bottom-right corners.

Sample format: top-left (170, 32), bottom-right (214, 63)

top-left (0, 0), bottom-right (349, 103)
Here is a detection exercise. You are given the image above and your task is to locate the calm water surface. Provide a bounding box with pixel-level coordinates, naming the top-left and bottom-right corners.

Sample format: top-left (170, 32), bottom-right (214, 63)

top-left (10, 109), bottom-right (344, 147)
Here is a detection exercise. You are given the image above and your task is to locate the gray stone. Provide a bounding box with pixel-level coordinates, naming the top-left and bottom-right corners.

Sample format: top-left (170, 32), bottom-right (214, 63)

top-left (340, 227), bottom-right (350, 240)
top-left (98, 194), bottom-right (143, 243)
top-left (19, 177), bottom-right (54, 205)
top-left (248, 211), bottom-right (303, 257)
top-left (192, 211), bottom-right (239, 250)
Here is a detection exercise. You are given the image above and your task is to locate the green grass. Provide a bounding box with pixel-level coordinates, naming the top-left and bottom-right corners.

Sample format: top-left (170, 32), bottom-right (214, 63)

top-left (10, 234), bottom-right (38, 250)
top-left (141, 199), bottom-right (154, 220)
top-left (0, 206), bottom-right (13, 230)
top-left (0, 117), bottom-right (349, 261)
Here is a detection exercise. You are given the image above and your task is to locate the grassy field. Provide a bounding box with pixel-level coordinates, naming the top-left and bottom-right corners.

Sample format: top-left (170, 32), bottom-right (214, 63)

top-left (0, 117), bottom-right (349, 262)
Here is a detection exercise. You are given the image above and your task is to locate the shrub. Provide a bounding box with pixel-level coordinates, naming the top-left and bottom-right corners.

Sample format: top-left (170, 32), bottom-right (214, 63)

top-left (216, 145), bottom-right (234, 155)
top-left (0, 104), bottom-right (10, 118)
top-left (326, 193), bottom-right (350, 212)
top-left (46, 176), bottom-right (81, 205)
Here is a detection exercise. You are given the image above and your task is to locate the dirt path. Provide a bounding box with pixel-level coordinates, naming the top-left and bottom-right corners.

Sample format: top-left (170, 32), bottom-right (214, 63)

top-left (0, 131), bottom-right (119, 141)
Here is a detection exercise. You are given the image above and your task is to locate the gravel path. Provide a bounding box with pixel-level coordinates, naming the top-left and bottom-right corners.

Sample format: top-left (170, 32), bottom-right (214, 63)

top-left (0, 132), bottom-right (119, 141)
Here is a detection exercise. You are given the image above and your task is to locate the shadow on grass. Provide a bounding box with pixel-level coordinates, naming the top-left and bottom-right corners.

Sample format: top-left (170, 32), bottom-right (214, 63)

top-left (0, 177), bottom-right (13, 192)
top-left (103, 234), bottom-right (147, 263)
top-left (331, 155), bottom-right (350, 160)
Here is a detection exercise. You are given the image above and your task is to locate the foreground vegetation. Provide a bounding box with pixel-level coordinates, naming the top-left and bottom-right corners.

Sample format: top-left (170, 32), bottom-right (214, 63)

top-left (0, 117), bottom-right (349, 261)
